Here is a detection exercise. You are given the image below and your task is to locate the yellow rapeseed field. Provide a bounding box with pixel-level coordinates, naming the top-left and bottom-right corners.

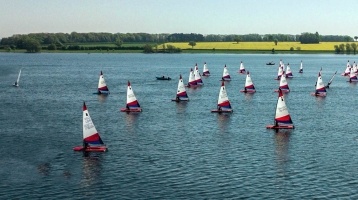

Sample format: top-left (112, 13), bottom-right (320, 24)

top-left (165, 42), bottom-right (355, 51)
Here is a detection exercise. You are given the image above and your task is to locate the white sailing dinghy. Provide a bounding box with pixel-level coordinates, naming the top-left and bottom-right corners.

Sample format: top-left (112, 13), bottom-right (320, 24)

top-left (311, 70), bottom-right (327, 97)
top-left (285, 63), bottom-right (293, 78)
top-left (202, 62), bottom-right (210, 76)
top-left (348, 68), bottom-right (358, 82)
top-left (172, 74), bottom-right (189, 102)
top-left (187, 68), bottom-right (198, 87)
top-left (298, 61), bottom-right (303, 73)
top-left (240, 71), bottom-right (256, 93)
top-left (211, 81), bottom-right (233, 113)
top-left (73, 102), bottom-right (107, 152)
top-left (266, 88), bottom-right (294, 129)
top-left (94, 71), bottom-right (110, 94)
top-left (221, 65), bottom-right (231, 81)
top-left (238, 61), bottom-right (246, 74)
top-left (120, 81), bottom-right (142, 112)
top-left (194, 64), bottom-right (203, 85)
top-left (13, 68), bottom-right (22, 87)
top-left (275, 71), bottom-right (290, 93)
top-left (341, 60), bottom-right (351, 76)
top-left (325, 71), bottom-right (337, 88)
top-left (275, 65), bottom-right (284, 80)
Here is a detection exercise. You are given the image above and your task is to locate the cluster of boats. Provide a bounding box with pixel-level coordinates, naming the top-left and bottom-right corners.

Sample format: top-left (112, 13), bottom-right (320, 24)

top-left (11, 59), bottom-right (356, 153)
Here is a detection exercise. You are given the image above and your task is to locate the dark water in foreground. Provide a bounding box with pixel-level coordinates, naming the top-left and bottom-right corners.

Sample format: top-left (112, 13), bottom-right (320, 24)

top-left (1, 53), bottom-right (358, 199)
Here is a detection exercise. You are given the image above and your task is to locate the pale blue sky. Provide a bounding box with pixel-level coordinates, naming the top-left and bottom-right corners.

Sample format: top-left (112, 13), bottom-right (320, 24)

top-left (0, 0), bottom-right (357, 38)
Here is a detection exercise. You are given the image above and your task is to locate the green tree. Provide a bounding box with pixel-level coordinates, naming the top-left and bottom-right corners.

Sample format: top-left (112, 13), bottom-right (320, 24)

top-left (339, 43), bottom-right (345, 53)
top-left (24, 38), bottom-right (41, 53)
top-left (274, 39), bottom-right (278, 46)
top-left (234, 36), bottom-right (241, 44)
top-left (188, 41), bottom-right (196, 49)
top-left (114, 38), bottom-right (123, 47)
top-left (354, 36), bottom-right (357, 41)
top-left (351, 43), bottom-right (357, 54)
top-left (334, 45), bottom-right (340, 54)
top-left (143, 44), bottom-right (153, 53)
top-left (346, 43), bottom-right (352, 54)
top-left (48, 43), bottom-right (57, 50)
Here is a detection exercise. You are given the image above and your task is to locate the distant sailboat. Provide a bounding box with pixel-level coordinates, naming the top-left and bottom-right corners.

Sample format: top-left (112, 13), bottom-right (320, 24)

top-left (172, 74), bottom-right (189, 102)
top-left (348, 68), bottom-right (358, 82)
top-left (275, 71), bottom-right (290, 93)
top-left (73, 102), bottom-right (107, 152)
top-left (240, 71), bottom-right (256, 93)
top-left (311, 70), bottom-right (327, 97)
top-left (202, 62), bottom-right (210, 76)
top-left (341, 60), bottom-right (351, 76)
top-left (298, 61), bottom-right (303, 73)
top-left (275, 65), bottom-right (284, 80)
top-left (13, 68), bottom-right (22, 87)
top-left (187, 68), bottom-right (197, 87)
top-left (285, 63), bottom-right (293, 78)
top-left (94, 71), bottom-right (110, 94)
top-left (238, 61), bottom-right (246, 74)
top-left (266, 88), bottom-right (294, 129)
top-left (221, 64), bottom-right (231, 81)
top-left (325, 71), bottom-right (337, 88)
top-left (194, 64), bottom-right (203, 85)
top-left (120, 81), bottom-right (142, 112)
top-left (211, 81), bottom-right (233, 113)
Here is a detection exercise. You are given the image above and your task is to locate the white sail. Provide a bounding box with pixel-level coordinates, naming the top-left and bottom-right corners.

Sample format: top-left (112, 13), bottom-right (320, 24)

top-left (13, 69), bottom-right (21, 87)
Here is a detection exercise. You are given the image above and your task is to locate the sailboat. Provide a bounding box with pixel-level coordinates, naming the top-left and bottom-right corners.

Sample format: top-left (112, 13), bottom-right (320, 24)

top-left (13, 68), bottom-right (22, 87)
top-left (266, 88), bottom-right (294, 129)
top-left (238, 61), bottom-right (246, 74)
top-left (298, 61), bottom-right (303, 73)
top-left (211, 81), bottom-right (233, 113)
top-left (341, 60), bottom-right (351, 76)
top-left (120, 81), bottom-right (142, 112)
top-left (275, 65), bottom-right (284, 80)
top-left (73, 102), bottom-right (107, 152)
top-left (202, 62), bottom-right (210, 76)
top-left (285, 63), bottom-right (293, 78)
top-left (275, 71), bottom-right (290, 93)
top-left (311, 70), bottom-right (327, 96)
top-left (194, 64), bottom-right (203, 85)
top-left (240, 71), bottom-right (256, 93)
top-left (326, 71), bottom-right (337, 88)
top-left (348, 68), bottom-right (358, 82)
top-left (187, 68), bottom-right (197, 87)
top-left (172, 74), bottom-right (189, 102)
top-left (221, 64), bottom-right (231, 81)
top-left (94, 71), bottom-right (110, 94)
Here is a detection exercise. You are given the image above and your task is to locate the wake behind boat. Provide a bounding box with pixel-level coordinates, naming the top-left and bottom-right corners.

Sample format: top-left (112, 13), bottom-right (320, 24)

top-left (94, 71), bottom-right (110, 95)
top-left (266, 88), bottom-right (294, 129)
top-left (13, 68), bottom-right (22, 87)
top-left (120, 81), bottom-right (142, 112)
top-left (211, 81), bottom-right (233, 113)
top-left (73, 102), bottom-right (107, 152)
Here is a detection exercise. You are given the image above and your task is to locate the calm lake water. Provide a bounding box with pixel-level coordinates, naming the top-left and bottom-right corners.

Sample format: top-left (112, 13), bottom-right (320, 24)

top-left (1, 52), bottom-right (358, 199)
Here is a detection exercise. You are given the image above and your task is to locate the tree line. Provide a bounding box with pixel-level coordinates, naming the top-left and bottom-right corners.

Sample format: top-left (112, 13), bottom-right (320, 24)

top-left (0, 32), bottom-right (356, 53)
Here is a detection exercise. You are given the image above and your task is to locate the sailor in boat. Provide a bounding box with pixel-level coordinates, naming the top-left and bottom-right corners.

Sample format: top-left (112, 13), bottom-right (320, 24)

top-left (126, 105), bottom-right (130, 110)
top-left (14, 81), bottom-right (17, 86)
top-left (83, 141), bottom-right (89, 151)
top-left (244, 87), bottom-right (247, 93)
top-left (217, 106), bottom-right (222, 112)
top-left (175, 96), bottom-right (180, 102)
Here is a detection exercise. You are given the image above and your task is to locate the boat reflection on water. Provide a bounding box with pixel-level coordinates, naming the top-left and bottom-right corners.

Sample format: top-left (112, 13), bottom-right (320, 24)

top-left (175, 100), bottom-right (188, 114)
top-left (274, 129), bottom-right (292, 177)
top-left (97, 94), bottom-right (108, 103)
top-left (216, 112), bottom-right (232, 133)
top-left (80, 154), bottom-right (103, 189)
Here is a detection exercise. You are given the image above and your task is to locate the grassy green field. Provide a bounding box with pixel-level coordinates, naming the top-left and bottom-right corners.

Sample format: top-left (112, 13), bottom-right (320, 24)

top-left (165, 42), bottom-right (356, 51)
